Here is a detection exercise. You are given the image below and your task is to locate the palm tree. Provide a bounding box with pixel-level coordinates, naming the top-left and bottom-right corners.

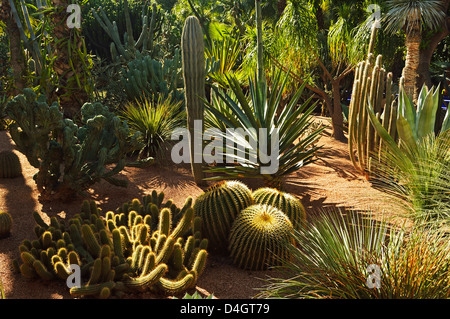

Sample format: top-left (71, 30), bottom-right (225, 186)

top-left (51, 0), bottom-right (91, 119)
top-left (383, 0), bottom-right (448, 102)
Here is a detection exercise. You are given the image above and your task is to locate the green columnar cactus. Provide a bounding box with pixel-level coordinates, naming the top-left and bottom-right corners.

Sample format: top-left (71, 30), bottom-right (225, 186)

top-left (182, 16), bottom-right (206, 185)
top-left (228, 205), bottom-right (294, 271)
top-left (253, 188), bottom-right (306, 230)
top-left (193, 181), bottom-right (253, 251)
top-left (348, 53), bottom-right (397, 179)
top-left (91, 0), bottom-right (160, 63)
top-left (121, 51), bottom-right (183, 103)
top-left (0, 211), bottom-right (12, 239)
top-left (5, 89), bottom-right (142, 201)
top-left (14, 192), bottom-right (208, 298)
top-left (0, 151), bottom-right (22, 179)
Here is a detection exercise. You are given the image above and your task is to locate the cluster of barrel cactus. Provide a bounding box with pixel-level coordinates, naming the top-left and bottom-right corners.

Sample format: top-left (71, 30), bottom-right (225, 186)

top-left (0, 150), bottom-right (22, 179)
top-left (228, 204), bottom-right (294, 271)
top-left (13, 191), bottom-right (208, 298)
top-left (0, 211), bottom-right (12, 239)
top-left (193, 181), bottom-right (306, 270)
top-left (193, 181), bottom-right (253, 250)
top-left (5, 88), bottom-right (142, 201)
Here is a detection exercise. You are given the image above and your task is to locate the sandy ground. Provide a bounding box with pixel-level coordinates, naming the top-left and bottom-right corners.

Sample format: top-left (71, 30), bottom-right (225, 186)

top-left (0, 120), bottom-right (403, 299)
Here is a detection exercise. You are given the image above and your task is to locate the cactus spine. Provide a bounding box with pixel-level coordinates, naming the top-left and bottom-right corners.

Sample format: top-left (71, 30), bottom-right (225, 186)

top-left (0, 211), bottom-right (12, 239)
top-left (194, 181), bottom-right (253, 250)
top-left (0, 151), bottom-right (22, 179)
top-left (228, 205), bottom-right (294, 271)
top-left (182, 16), bottom-right (206, 185)
top-left (253, 188), bottom-right (306, 229)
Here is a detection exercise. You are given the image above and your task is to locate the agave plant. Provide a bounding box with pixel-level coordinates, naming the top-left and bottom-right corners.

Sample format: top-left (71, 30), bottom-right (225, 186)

top-left (120, 97), bottom-right (185, 161)
top-left (366, 82), bottom-right (450, 226)
top-left (370, 130), bottom-right (450, 227)
top-left (257, 208), bottom-right (450, 299)
top-left (203, 67), bottom-right (325, 189)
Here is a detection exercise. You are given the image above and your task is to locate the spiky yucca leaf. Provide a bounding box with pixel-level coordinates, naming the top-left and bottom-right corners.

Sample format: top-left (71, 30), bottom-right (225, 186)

top-left (203, 66), bottom-right (325, 189)
top-left (257, 208), bottom-right (450, 299)
top-left (119, 96), bottom-right (185, 161)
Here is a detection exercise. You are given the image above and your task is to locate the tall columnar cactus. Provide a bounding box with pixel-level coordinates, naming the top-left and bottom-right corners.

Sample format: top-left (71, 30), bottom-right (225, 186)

top-left (182, 16), bottom-right (206, 185)
top-left (193, 181), bottom-right (253, 251)
top-left (13, 191), bottom-right (208, 298)
top-left (348, 53), bottom-right (398, 179)
top-left (228, 204), bottom-right (294, 271)
top-left (0, 211), bottom-right (13, 239)
top-left (121, 50), bottom-right (183, 103)
top-left (91, 0), bottom-right (160, 63)
top-left (0, 150), bottom-right (22, 179)
top-left (253, 188), bottom-right (306, 230)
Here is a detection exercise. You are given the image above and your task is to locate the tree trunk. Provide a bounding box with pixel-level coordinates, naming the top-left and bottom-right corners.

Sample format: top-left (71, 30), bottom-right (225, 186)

top-left (401, 27), bottom-right (421, 102)
top-left (51, 0), bottom-right (88, 119)
top-left (331, 79), bottom-right (346, 142)
top-left (1, 0), bottom-right (27, 95)
top-left (416, 17), bottom-right (450, 93)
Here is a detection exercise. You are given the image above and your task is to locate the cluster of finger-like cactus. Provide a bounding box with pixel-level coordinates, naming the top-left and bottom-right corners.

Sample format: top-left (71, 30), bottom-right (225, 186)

top-left (0, 211), bottom-right (12, 239)
top-left (193, 181), bottom-right (306, 270)
top-left (13, 191), bottom-right (208, 298)
top-left (5, 89), bottom-right (142, 201)
top-left (0, 150), bottom-right (22, 179)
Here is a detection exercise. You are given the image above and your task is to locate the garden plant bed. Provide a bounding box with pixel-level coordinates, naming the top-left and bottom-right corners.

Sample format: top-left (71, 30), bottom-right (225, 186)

top-left (0, 121), bottom-right (406, 299)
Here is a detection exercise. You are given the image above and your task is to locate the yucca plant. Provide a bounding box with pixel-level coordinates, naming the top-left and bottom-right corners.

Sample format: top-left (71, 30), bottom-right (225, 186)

top-left (203, 67), bottom-right (325, 189)
top-left (366, 82), bottom-right (450, 227)
top-left (370, 130), bottom-right (450, 228)
top-left (205, 26), bottom-right (246, 88)
top-left (257, 208), bottom-right (450, 299)
top-left (120, 97), bottom-right (185, 161)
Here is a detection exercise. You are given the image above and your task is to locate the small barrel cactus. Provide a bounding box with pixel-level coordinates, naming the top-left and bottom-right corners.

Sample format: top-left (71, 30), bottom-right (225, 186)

top-left (0, 150), bottom-right (22, 179)
top-left (228, 204), bottom-right (294, 270)
top-left (253, 188), bottom-right (306, 229)
top-left (0, 211), bottom-right (13, 239)
top-left (193, 181), bottom-right (253, 251)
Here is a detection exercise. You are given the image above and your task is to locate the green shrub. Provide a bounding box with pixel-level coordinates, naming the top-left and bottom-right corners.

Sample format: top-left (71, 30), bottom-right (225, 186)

top-left (257, 208), bottom-right (450, 299)
top-left (5, 89), bottom-right (142, 201)
top-left (119, 97), bottom-right (185, 161)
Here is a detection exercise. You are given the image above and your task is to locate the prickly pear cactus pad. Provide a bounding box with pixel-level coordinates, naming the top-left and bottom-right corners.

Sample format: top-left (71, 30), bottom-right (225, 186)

top-left (0, 211), bottom-right (12, 239)
top-left (13, 191), bottom-right (208, 299)
top-left (193, 181), bottom-right (253, 251)
top-left (228, 204), bottom-right (294, 271)
top-left (0, 150), bottom-right (22, 179)
top-left (253, 188), bottom-right (306, 230)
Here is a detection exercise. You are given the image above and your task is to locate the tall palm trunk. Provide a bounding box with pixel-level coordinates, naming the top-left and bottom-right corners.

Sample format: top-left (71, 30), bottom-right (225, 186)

top-left (401, 25), bottom-right (421, 102)
top-left (51, 0), bottom-right (88, 119)
top-left (1, 0), bottom-right (27, 95)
